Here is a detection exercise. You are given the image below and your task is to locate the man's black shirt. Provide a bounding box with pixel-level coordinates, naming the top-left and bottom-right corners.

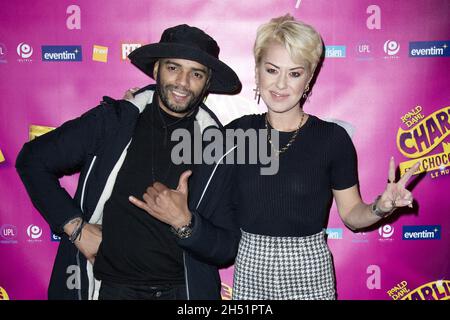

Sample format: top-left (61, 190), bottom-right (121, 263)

top-left (94, 99), bottom-right (197, 285)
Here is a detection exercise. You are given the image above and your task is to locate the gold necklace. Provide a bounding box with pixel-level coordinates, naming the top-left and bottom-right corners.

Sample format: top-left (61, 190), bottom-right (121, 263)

top-left (265, 112), bottom-right (306, 155)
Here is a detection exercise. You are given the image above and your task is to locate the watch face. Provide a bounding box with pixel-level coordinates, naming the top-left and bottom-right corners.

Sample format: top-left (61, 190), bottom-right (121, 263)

top-left (170, 225), bottom-right (193, 239)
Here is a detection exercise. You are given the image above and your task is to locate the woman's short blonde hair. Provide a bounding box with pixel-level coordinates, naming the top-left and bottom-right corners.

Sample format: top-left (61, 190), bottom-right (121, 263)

top-left (254, 14), bottom-right (323, 74)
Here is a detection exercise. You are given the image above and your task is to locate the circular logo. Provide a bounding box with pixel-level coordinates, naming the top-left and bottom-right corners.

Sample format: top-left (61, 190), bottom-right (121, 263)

top-left (17, 42), bottom-right (33, 58)
top-left (27, 224), bottom-right (42, 239)
top-left (0, 287), bottom-right (9, 300)
top-left (379, 224), bottom-right (395, 238)
top-left (384, 40), bottom-right (400, 56)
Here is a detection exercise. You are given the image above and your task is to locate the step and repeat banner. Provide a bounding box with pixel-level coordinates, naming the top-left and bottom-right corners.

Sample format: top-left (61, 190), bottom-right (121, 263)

top-left (0, 0), bottom-right (449, 300)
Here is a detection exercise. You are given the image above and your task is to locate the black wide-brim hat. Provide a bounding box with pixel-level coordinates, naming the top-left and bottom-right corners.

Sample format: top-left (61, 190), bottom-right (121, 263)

top-left (128, 24), bottom-right (242, 95)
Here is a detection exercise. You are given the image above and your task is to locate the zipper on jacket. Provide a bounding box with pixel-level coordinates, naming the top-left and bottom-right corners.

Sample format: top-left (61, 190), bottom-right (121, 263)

top-left (76, 250), bottom-right (82, 300)
top-left (76, 155), bottom-right (97, 300)
top-left (183, 252), bottom-right (190, 300)
top-left (195, 146), bottom-right (236, 210)
top-left (183, 146), bottom-right (237, 299)
top-left (80, 156), bottom-right (97, 213)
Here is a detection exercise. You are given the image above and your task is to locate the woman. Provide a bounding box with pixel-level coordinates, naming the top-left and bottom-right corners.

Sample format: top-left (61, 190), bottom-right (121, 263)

top-left (127, 14), bottom-right (419, 300)
top-left (227, 14), bottom-right (418, 300)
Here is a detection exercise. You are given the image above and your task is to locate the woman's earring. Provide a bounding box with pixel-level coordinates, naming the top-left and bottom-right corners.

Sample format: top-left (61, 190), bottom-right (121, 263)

top-left (302, 84), bottom-right (310, 100)
top-left (253, 86), bottom-right (261, 104)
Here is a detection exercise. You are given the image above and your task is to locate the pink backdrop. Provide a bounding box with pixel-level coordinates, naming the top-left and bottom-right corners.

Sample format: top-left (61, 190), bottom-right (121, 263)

top-left (1, 0), bottom-right (449, 300)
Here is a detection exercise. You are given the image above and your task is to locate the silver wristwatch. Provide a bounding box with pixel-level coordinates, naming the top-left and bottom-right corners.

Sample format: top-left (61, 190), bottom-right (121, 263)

top-left (170, 217), bottom-right (194, 239)
top-left (371, 195), bottom-right (395, 218)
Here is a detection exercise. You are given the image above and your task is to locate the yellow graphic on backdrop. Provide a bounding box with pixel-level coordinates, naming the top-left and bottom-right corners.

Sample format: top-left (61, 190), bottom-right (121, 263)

top-left (400, 105), bottom-right (424, 128)
top-left (0, 148), bottom-right (4, 163)
top-left (397, 106), bottom-right (450, 159)
top-left (402, 280), bottom-right (450, 300)
top-left (397, 106), bottom-right (450, 178)
top-left (221, 282), bottom-right (232, 300)
top-left (93, 45), bottom-right (108, 63)
top-left (387, 280), bottom-right (410, 300)
top-left (0, 286), bottom-right (10, 300)
top-left (399, 142), bottom-right (450, 177)
top-left (29, 125), bottom-right (55, 141)
top-left (388, 280), bottom-right (450, 300)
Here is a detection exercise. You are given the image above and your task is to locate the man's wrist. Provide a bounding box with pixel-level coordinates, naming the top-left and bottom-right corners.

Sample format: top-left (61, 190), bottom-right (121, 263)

top-left (68, 219), bottom-right (86, 243)
top-left (63, 217), bottom-right (83, 236)
top-left (170, 213), bottom-right (194, 239)
top-left (171, 210), bottom-right (193, 229)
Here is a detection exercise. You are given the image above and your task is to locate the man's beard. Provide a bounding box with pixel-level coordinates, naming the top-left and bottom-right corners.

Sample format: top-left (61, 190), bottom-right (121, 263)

top-left (156, 76), bottom-right (204, 115)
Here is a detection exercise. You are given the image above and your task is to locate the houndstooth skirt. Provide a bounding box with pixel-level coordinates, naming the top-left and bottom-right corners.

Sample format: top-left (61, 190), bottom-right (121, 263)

top-left (232, 230), bottom-right (336, 300)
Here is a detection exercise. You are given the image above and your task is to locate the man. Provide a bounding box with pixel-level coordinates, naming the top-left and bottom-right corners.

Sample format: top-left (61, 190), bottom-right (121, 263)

top-left (16, 24), bottom-right (241, 300)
